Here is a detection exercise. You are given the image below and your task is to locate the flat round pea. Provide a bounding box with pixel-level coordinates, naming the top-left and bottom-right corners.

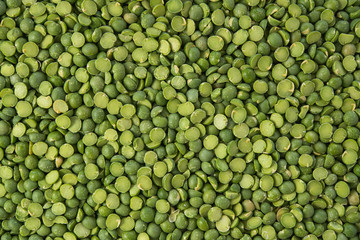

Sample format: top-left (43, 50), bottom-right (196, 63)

top-left (53, 99), bottom-right (69, 113)
top-left (25, 217), bottom-right (41, 231)
top-left (60, 184), bottom-right (75, 199)
top-left (280, 213), bottom-right (296, 228)
top-left (52, 202), bottom-right (66, 215)
top-left (121, 104), bottom-right (136, 119)
top-left (342, 149), bottom-right (357, 165)
top-left (216, 215), bottom-right (231, 233)
top-left (272, 64), bottom-right (287, 81)
top-left (153, 161), bottom-right (167, 178)
top-left (233, 123), bottom-right (249, 138)
top-left (95, 58), bottom-right (111, 72)
top-left (56, 115), bottom-right (71, 129)
top-left (262, 225), bottom-right (276, 240)
top-left (92, 189), bottom-right (107, 204)
top-left (56, 1), bottom-right (72, 16)
top-left (207, 36), bottom-right (224, 51)
top-left (214, 114), bottom-right (228, 130)
top-left (277, 79), bottom-right (295, 98)
top-left (156, 199), bottom-right (170, 213)
top-left (2, 93), bottom-right (18, 107)
top-left (227, 67), bottom-right (242, 84)
top-left (260, 120), bottom-right (275, 137)
top-left (32, 142), bottom-right (48, 156)
top-left (335, 181), bottom-right (350, 198)
top-left (106, 214), bottom-right (121, 230)
top-left (137, 175), bottom-right (152, 190)
top-left (241, 41), bottom-right (257, 57)
top-left (12, 122), bottom-right (26, 138)
top-left (343, 55), bottom-right (357, 72)
top-left (45, 170), bottom-right (59, 185)
top-left (249, 26), bottom-right (264, 42)
top-left (115, 176), bottom-right (131, 193)
top-left (113, 47), bottom-right (128, 61)
top-left (84, 163), bottom-right (99, 180)
top-left (94, 92), bottom-right (109, 108)
top-left (149, 128), bottom-right (165, 142)
top-left (166, 0), bottom-right (183, 13)
top-left (16, 101), bottom-right (32, 117)
top-left (178, 102), bottom-right (195, 116)
top-left (132, 48), bottom-right (148, 63)
top-left (30, 2), bottom-right (46, 16)
top-left (260, 176), bottom-right (274, 191)
top-left (81, 0), bottom-right (97, 16)
top-left (107, 2), bottom-right (123, 17)
top-left (171, 16), bottom-right (187, 32)
top-left (71, 32), bottom-right (85, 48)
top-left (258, 154), bottom-right (273, 168)
top-left (290, 42), bottom-right (304, 57)
top-left (28, 203), bottom-right (43, 217)
top-left (299, 154), bottom-right (313, 167)
top-left (74, 223), bottom-right (90, 238)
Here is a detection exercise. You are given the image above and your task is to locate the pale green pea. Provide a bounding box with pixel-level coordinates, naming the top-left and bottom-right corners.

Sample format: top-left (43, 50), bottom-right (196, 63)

top-left (260, 120), bottom-right (275, 137)
top-left (178, 102), bottom-right (195, 116)
top-left (132, 48), bottom-right (148, 63)
top-left (2, 93), bottom-right (18, 107)
top-left (156, 199), bottom-right (170, 213)
top-left (56, 115), bottom-right (71, 129)
top-left (53, 99), bottom-right (69, 113)
top-left (52, 202), bottom-right (66, 215)
top-left (60, 184), bottom-right (75, 199)
top-left (0, 166), bottom-right (13, 180)
top-left (115, 176), bottom-right (131, 193)
top-left (106, 214), bottom-right (121, 230)
top-left (28, 203), bottom-right (43, 217)
top-left (280, 213), bottom-right (296, 228)
top-left (121, 104), bottom-right (136, 119)
top-left (92, 189), bottom-right (107, 204)
top-left (171, 16), bottom-right (187, 32)
top-left (258, 154), bottom-right (273, 168)
top-left (95, 58), bottom-right (112, 72)
top-left (14, 82), bottom-right (28, 99)
top-left (233, 123), bottom-right (249, 138)
top-left (25, 217), bottom-right (41, 231)
top-left (246, 217), bottom-right (262, 230)
top-left (277, 79), bottom-right (295, 98)
top-left (335, 181), bottom-right (350, 198)
top-left (16, 101), bottom-right (32, 118)
top-left (149, 128), bottom-right (165, 142)
top-left (71, 32), bottom-right (85, 48)
top-left (59, 144), bottom-right (74, 158)
top-left (137, 175), bottom-right (152, 191)
top-left (241, 41), bottom-right (257, 57)
top-left (342, 149), bottom-right (358, 165)
top-left (240, 174), bottom-right (254, 189)
top-left (84, 163), bottom-right (99, 180)
top-left (208, 36), bottom-right (224, 51)
top-left (214, 114), bottom-right (228, 130)
top-left (298, 154), bottom-right (313, 167)
top-left (227, 67), bottom-right (242, 84)
top-left (94, 92), bottom-right (109, 109)
top-left (216, 215), bottom-right (231, 233)
top-left (32, 141), bottom-right (48, 156)
top-left (12, 122), bottom-right (26, 138)
top-left (166, 0), bottom-right (183, 13)
top-left (45, 170), bottom-right (59, 185)
top-left (290, 42), bottom-right (304, 57)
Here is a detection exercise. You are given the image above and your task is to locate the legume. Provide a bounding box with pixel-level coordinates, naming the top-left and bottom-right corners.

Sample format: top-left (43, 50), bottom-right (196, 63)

top-left (1, 0), bottom-right (360, 239)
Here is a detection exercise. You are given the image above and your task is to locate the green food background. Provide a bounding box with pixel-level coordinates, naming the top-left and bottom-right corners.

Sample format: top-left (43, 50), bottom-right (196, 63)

top-left (0, 0), bottom-right (360, 239)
